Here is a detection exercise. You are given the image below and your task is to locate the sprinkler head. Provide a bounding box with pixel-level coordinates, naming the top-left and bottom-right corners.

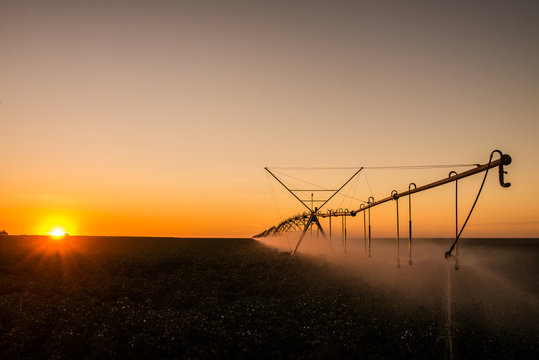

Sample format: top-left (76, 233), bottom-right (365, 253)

top-left (501, 154), bottom-right (512, 165)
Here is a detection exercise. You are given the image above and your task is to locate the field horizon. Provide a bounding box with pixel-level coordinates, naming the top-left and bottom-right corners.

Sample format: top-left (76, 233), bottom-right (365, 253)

top-left (4, 234), bottom-right (539, 239)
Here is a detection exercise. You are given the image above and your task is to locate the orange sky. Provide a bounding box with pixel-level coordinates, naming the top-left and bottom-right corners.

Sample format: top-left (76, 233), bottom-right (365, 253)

top-left (1, 0), bottom-right (538, 237)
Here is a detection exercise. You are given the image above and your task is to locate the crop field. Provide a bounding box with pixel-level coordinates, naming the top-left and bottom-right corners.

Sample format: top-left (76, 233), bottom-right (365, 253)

top-left (0, 235), bottom-right (537, 358)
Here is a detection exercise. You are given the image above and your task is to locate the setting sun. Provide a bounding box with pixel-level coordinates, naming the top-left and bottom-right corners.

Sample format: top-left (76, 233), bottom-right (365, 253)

top-left (49, 227), bottom-right (67, 238)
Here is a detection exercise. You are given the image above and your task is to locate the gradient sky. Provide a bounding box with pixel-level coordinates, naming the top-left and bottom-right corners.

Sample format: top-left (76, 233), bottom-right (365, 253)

top-left (1, 0), bottom-right (538, 237)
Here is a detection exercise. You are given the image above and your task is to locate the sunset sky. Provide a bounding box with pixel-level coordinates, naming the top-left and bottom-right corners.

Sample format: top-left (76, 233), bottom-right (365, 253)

top-left (2, 0), bottom-right (538, 237)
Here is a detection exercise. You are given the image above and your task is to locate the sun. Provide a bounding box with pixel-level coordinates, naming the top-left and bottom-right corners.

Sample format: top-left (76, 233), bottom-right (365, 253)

top-left (49, 227), bottom-right (67, 239)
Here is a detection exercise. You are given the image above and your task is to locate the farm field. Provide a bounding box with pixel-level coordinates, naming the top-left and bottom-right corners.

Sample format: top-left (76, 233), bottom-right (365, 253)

top-left (0, 235), bottom-right (537, 358)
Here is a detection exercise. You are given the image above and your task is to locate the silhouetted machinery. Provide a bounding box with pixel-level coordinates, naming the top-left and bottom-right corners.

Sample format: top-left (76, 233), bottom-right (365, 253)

top-left (255, 150), bottom-right (512, 266)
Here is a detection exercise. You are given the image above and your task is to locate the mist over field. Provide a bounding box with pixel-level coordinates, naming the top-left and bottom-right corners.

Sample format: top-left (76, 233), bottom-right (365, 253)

top-left (258, 234), bottom-right (539, 355)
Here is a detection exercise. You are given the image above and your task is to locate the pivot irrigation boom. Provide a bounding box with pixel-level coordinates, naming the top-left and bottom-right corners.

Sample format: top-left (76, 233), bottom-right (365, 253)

top-left (255, 150), bottom-right (512, 259)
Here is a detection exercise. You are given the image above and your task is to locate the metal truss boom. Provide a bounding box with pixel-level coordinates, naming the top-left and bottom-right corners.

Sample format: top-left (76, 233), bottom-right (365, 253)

top-left (255, 151), bottom-right (512, 256)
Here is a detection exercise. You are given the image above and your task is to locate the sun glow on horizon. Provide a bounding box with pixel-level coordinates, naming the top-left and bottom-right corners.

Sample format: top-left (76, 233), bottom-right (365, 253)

top-left (49, 227), bottom-right (67, 239)
top-left (36, 215), bottom-right (77, 239)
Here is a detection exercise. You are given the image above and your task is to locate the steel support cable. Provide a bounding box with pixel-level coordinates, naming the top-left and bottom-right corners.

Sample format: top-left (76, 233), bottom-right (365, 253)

top-left (272, 170), bottom-right (333, 191)
top-left (273, 169), bottom-right (368, 204)
top-left (270, 164), bottom-right (478, 170)
top-left (273, 170), bottom-right (362, 206)
top-left (270, 166), bottom-right (363, 170)
top-left (332, 191), bottom-right (367, 204)
top-left (271, 171), bottom-right (303, 193)
top-left (344, 173), bottom-right (361, 208)
top-left (336, 173), bottom-right (357, 210)
top-left (444, 151), bottom-right (497, 259)
top-left (345, 172), bottom-right (361, 209)
top-left (363, 164), bottom-right (479, 170)
top-left (316, 168), bottom-right (363, 211)
top-left (363, 171), bottom-right (374, 198)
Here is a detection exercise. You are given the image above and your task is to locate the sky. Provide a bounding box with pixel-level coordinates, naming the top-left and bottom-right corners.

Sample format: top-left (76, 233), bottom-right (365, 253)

top-left (1, 0), bottom-right (538, 237)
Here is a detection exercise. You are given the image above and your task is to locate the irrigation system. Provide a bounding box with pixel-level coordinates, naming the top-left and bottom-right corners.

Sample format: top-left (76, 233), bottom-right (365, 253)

top-left (254, 150), bottom-right (512, 261)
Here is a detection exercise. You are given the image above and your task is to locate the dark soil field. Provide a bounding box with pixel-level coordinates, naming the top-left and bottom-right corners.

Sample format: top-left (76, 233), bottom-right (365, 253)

top-left (0, 235), bottom-right (537, 359)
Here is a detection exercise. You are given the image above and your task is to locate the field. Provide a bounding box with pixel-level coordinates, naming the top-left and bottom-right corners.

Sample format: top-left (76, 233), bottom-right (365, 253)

top-left (0, 235), bottom-right (537, 358)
